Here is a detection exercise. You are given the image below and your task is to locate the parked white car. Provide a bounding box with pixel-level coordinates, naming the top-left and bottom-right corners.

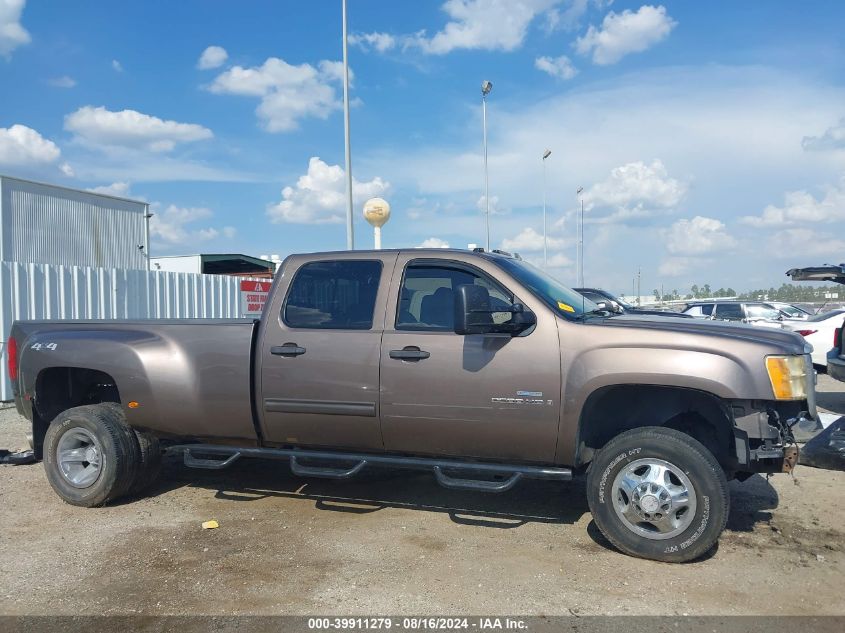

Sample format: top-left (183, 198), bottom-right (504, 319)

top-left (782, 309), bottom-right (845, 369)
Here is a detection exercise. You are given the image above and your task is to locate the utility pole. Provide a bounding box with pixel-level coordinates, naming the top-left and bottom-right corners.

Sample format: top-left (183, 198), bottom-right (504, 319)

top-left (580, 195), bottom-right (585, 286)
top-left (576, 187), bottom-right (584, 285)
top-left (637, 267), bottom-right (642, 306)
top-left (481, 80), bottom-right (493, 251)
top-left (542, 149), bottom-right (551, 267)
top-left (342, 0), bottom-right (354, 250)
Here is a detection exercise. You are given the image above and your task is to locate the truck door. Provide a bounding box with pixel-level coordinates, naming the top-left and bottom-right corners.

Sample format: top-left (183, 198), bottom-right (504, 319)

top-left (257, 253), bottom-right (397, 451)
top-left (379, 255), bottom-right (562, 463)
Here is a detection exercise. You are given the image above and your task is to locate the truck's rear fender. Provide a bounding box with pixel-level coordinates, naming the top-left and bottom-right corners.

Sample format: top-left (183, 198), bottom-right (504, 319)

top-left (559, 346), bottom-right (763, 468)
top-left (17, 324), bottom-right (258, 445)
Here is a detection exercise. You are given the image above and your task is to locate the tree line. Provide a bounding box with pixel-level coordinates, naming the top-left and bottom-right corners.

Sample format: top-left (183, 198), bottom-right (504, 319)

top-left (653, 283), bottom-right (843, 303)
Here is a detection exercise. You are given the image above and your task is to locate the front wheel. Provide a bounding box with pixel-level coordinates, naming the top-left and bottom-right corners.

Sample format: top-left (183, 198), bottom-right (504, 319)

top-left (586, 426), bottom-right (729, 563)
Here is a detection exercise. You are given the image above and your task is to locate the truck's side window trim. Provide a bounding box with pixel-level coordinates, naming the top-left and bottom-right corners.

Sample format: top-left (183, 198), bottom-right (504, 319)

top-left (281, 259), bottom-right (383, 330)
top-left (395, 259), bottom-right (515, 332)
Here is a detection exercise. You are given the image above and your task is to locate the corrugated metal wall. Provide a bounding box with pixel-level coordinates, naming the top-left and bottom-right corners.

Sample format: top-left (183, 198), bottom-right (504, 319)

top-left (1, 175), bottom-right (148, 270)
top-left (0, 261), bottom-right (253, 400)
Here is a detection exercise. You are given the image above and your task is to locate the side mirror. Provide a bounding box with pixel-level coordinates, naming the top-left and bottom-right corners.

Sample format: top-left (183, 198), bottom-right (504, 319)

top-left (453, 284), bottom-right (536, 336)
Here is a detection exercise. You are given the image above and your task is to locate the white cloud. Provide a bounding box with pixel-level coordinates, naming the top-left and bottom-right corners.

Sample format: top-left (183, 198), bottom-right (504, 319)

top-left (349, 32), bottom-right (396, 53)
top-left (197, 45), bottom-right (228, 70)
top-left (59, 162), bottom-right (74, 177)
top-left (417, 237), bottom-right (450, 248)
top-left (267, 157), bottom-right (389, 224)
top-left (476, 194), bottom-right (505, 215)
top-left (501, 227), bottom-right (567, 252)
top-left (768, 228), bottom-right (845, 259)
top-left (0, 0), bottom-right (30, 58)
top-left (663, 216), bottom-right (735, 255)
top-left (48, 75), bottom-right (76, 88)
top-left (64, 106), bottom-right (213, 152)
top-left (208, 57), bottom-right (345, 132)
top-left (582, 159), bottom-right (686, 222)
top-left (575, 4), bottom-right (676, 65)
top-left (534, 55), bottom-right (577, 80)
top-left (408, 0), bottom-right (559, 55)
top-left (149, 204), bottom-right (235, 246)
top-left (0, 124), bottom-right (61, 166)
top-left (739, 181), bottom-right (845, 227)
top-left (802, 118), bottom-right (845, 152)
top-left (87, 182), bottom-right (132, 197)
top-left (658, 256), bottom-right (696, 277)
top-left (544, 0), bottom-right (610, 32)
top-left (357, 64), bottom-right (845, 291)
top-left (546, 252), bottom-right (572, 267)
top-left (658, 216), bottom-right (735, 278)
top-left (111, 59), bottom-right (123, 72)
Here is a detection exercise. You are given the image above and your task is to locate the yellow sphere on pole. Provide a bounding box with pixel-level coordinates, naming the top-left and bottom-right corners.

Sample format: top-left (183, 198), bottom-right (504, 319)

top-left (363, 197), bottom-right (391, 249)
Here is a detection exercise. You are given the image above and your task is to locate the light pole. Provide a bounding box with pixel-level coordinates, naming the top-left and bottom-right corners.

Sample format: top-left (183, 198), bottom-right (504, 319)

top-left (580, 190), bottom-right (584, 286)
top-left (342, 0), bottom-right (354, 250)
top-left (542, 149), bottom-right (551, 267)
top-left (576, 186), bottom-right (584, 285)
top-left (481, 80), bottom-right (493, 251)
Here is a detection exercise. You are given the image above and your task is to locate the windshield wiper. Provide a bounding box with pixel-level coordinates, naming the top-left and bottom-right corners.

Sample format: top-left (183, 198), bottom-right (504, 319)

top-left (574, 308), bottom-right (614, 321)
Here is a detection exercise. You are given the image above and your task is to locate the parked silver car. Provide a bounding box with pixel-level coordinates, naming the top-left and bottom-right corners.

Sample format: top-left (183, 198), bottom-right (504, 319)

top-left (682, 301), bottom-right (784, 328)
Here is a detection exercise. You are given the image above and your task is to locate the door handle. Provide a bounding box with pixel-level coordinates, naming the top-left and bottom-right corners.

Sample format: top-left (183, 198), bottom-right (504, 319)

top-left (389, 346), bottom-right (430, 360)
top-left (271, 344), bottom-right (306, 357)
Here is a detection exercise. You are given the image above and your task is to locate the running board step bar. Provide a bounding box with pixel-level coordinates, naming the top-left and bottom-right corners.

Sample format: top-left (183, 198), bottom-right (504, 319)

top-left (183, 448), bottom-right (242, 470)
top-left (170, 444), bottom-right (571, 492)
top-left (289, 455), bottom-right (368, 479)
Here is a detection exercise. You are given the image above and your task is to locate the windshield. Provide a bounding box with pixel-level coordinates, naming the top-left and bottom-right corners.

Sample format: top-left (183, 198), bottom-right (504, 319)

top-left (491, 257), bottom-right (599, 318)
top-left (776, 304), bottom-right (811, 317)
top-left (605, 292), bottom-right (633, 310)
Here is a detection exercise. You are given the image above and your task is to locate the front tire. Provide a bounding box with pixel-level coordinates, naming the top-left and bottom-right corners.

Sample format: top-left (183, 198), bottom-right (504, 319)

top-left (43, 404), bottom-right (140, 507)
top-left (586, 426), bottom-right (729, 563)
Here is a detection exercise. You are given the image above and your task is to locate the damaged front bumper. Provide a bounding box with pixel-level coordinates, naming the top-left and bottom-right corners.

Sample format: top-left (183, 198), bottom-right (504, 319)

top-left (732, 405), bottom-right (814, 475)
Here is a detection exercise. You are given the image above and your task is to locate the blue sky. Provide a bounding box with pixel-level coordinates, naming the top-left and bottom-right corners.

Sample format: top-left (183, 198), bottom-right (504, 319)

top-left (1, 0), bottom-right (844, 295)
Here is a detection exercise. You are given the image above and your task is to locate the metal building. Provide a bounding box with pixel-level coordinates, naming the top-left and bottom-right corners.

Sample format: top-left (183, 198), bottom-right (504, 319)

top-left (0, 174), bottom-right (150, 270)
top-left (150, 253), bottom-right (276, 278)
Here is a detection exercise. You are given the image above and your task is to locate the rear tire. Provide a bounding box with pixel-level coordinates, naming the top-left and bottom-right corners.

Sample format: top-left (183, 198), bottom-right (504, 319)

top-left (130, 429), bottom-right (162, 495)
top-left (586, 426), bottom-right (729, 563)
top-left (43, 404), bottom-right (140, 507)
top-left (99, 402), bottom-right (162, 495)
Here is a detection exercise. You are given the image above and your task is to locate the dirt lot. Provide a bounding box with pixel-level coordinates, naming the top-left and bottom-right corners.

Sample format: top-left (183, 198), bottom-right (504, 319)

top-left (1, 375), bottom-right (844, 616)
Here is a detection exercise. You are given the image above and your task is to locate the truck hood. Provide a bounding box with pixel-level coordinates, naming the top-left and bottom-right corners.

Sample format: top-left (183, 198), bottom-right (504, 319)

top-left (592, 314), bottom-right (807, 354)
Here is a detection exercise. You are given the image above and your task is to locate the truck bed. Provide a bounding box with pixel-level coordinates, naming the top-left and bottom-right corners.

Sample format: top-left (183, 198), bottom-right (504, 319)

top-left (11, 319), bottom-right (259, 442)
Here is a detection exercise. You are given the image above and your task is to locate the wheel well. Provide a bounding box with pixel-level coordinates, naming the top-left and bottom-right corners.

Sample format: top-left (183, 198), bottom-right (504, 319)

top-left (31, 367), bottom-right (120, 458)
top-left (576, 385), bottom-right (734, 469)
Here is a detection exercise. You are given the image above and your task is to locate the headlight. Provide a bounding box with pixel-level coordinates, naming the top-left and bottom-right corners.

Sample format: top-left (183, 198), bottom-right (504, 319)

top-left (765, 355), bottom-right (809, 400)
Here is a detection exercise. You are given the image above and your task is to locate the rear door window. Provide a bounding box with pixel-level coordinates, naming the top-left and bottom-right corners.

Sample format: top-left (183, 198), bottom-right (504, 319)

top-left (714, 303), bottom-right (743, 321)
top-left (283, 260), bottom-right (382, 329)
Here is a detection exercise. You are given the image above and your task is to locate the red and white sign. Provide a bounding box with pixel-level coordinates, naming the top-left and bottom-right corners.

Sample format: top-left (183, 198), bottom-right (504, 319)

top-left (240, 280), bottom-right (270, 317)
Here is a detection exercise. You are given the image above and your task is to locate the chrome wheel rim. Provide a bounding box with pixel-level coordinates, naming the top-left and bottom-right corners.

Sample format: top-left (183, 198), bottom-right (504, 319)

top-left (57, 428), bottom-right (104, 488)
top-left (611, 458), bottom-right (697, 540)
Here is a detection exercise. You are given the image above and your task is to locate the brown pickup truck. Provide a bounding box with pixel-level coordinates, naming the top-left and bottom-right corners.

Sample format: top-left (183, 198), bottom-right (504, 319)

top-left (10, 248), bottom-right (816, 562)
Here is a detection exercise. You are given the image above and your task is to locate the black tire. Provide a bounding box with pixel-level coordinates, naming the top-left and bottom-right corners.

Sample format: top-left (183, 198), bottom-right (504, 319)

top-left (130, 429), bottom-right (163, 495)
top-left (99, 402), bottom-right (162, 496)
top-left (586, 426), bottom-right (729, 563)
top-left (43, 404), bottom-right (141, 507)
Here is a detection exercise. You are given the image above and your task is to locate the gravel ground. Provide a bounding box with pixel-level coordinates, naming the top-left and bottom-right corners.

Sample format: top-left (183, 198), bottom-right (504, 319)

top-left (0, 375), bottom-right (843, 616)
